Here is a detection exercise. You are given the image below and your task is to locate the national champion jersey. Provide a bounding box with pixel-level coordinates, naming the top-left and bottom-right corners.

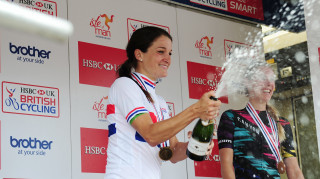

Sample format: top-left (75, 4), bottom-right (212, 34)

top-left (217, 109), bottom-right (296, 179)
top-left (104, 72), bottom-right (170, 179)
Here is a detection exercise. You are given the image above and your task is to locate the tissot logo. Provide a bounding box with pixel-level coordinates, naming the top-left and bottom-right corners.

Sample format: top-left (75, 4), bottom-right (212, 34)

top-left (78, 41), bottom-right (126, 87)
top-left (81, 128), bottom-right (108, 173)
top-left (9, 42), bottom-right (51, 65)
top-left (195, 36), bottom-right (214, 59)
top-left (10, 136), bottom-right (53, 156)
top-left (194, 139), bottom-right (221, 177)
top-left (127, 18), bottom-right (170, 40)
top-left (2, 81), bottom-right (60, 118)
top-left (90, 13), bottom-right (114, 40)
top-left (9, 0), bottom-right (58, 16)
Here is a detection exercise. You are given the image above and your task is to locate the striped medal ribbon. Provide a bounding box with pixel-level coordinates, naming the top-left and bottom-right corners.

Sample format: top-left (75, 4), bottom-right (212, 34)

top-left (246, 102), bottom-right (284, 173)
top-left (131, 72), bottom-right (172, 160)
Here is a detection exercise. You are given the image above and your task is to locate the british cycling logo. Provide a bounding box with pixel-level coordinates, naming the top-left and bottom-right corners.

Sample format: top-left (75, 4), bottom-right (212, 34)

top-left (90, 13), bottom-right (114, 40)
top-left (10, 135), bottom-right (53, 156)
top-left (92, 96), bottom-right (108, 122)
top-left (2, 81), bottom-right (60, 118)
top-left (127, 18), bottom-right (170, 40)
top-left (8, 0), bottom-right (58, 16)
top-left (195, 36), bottom-right (214, 59)
top-left (9, 42), bottom-right (52, 65)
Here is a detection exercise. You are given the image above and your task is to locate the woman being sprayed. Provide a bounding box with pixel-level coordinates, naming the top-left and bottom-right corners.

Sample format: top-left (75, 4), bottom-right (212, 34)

top-left (104, 26), bottom-right (221, 179)
top-left (217, 61), bottom-right (304, 179)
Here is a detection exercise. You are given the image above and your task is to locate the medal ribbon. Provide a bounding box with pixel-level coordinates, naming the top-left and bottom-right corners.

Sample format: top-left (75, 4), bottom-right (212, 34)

top-left (131, 72), bottom-right (170, 148)
top-left (246, 102), bottom-right (281, 162)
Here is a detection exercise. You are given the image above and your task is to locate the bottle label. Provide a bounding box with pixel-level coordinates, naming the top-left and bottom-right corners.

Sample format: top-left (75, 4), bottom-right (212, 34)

top-left (201, 119), bottom-right (214, 126)
top-left (187, 137), bottom-right (210, 156)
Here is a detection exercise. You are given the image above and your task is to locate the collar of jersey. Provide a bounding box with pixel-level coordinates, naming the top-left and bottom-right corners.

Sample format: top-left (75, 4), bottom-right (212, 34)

top-left (131, 72), bottom-right (156, 92)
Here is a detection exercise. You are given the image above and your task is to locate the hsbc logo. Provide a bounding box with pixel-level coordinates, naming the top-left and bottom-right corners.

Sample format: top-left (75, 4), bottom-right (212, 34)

top-left (78, 41), bottom-right (127, 88)
top-left (190, 76), bottom-right (219, 87)
top-left (82, 59), bottom-right (119, 71)
top-left (9, 0), bottom-right (58, 16)
top-left (81, 128), bottom-right (108, 173)
top-left (85, 146), bottom-right (106, 155)
top-left (205, 154), bottom-right (220, 162)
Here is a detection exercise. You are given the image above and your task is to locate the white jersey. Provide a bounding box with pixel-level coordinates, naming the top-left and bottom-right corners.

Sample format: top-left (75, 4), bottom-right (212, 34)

top-left (104, 72), bottom-right (170, 179)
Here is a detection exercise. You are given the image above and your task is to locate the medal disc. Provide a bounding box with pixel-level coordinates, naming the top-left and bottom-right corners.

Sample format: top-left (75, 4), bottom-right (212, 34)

top-left (159, 147), bottom-right (173, 161)
top-left (277, 161), bottom-right (286, 174)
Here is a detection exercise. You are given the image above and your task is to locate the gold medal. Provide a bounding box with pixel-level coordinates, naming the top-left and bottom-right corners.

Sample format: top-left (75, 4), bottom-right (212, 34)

top-left (277, 161), bottom-right (286, 174)
top-left (159, 147), bottom-right (173, 161)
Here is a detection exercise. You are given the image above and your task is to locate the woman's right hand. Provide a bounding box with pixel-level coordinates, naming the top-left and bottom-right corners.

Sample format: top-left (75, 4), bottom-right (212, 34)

top-left (194, 90), bottom-right (221, 121)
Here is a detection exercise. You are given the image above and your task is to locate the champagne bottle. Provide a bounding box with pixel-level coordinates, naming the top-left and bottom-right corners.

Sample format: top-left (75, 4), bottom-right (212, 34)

top-left (186, 96), bottom-right (217, 161)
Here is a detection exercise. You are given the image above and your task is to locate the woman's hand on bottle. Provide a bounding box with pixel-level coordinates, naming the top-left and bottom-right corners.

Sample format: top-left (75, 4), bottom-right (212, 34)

top-left (195, 90), bottom-right (221, 121)
top-left (188, 131), bottom-right (215, 156)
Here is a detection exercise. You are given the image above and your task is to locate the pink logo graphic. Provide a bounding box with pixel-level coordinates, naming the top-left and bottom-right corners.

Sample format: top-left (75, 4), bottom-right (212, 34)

top-left (195, 36), bottom-right (214, 59)
top-left (224, 39), bottom-right (259, 60)
top-left (127, 18), bottom-right (170, 40)
top-left (166, 102), bottom-right (175, 118)
top-left (81, 127), bottom-right (109, 173)
top-left (194, 139), bottom-right (221, 177)
top-left (9, 0), bottom-right (57, 16)
top-left (92, 96), bottom-right (109, 122)
top-left (78, 41), bottom-right (127, 87)
top-left (90, 13), bottom-right (114, 39)
top-left (187, 61), bottom-right (228, 103)
top-left (2, 81), bottom-right (60, 118)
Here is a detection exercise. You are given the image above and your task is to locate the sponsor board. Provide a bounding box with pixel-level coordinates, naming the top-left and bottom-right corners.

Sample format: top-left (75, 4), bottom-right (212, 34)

top-left (195, 36), bottom-right (214, 59)
top-left (186, 0), bottom-right (264, 20)
top-left (187, 61), bottom-right (228, 103)
top-left (92, 96), bottom-right (108, 122)
top-left (194, 139), bottom-right (221, 177)
top-left (9, 0), bottom-right (57, 16)
top-left (90, 13), bottom-right (114, 40)
top-left (10, 135), bottom-right (53, 157)
top-left (2, 81), bottom-right (60, 118)
top-left (78, 41), bottom-right (127, 87)
top-left (81, 127), bottom-right (108, 173)
top-left (9, 42), bottom-right (52, 65)
top-left (127, 18), bottom-right (170, 40)
top-left (224, 39), bottom-right (259, 60)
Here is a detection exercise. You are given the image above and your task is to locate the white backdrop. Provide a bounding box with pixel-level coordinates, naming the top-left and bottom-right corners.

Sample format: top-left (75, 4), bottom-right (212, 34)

top-left (0, 0), bottom-right (262, 178)
top-left (0, 0), bottom-right (71, 179)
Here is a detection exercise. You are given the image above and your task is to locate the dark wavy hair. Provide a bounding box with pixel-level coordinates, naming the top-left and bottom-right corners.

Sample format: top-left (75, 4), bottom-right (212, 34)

top-left (117, 26), bottom-right (172, 103)
top-left (117, 26), bottom-right (172, 78)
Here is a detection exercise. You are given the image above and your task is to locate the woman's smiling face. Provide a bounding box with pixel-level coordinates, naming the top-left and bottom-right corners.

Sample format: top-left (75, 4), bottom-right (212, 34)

top-left (135, 35), bottom-right (172, 81)
top-left (248, 67), bottom-right (276, 103)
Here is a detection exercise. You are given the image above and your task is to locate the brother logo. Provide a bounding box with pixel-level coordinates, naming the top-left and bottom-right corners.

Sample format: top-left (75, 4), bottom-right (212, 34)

top-left (10, 136), bottom-right (53, 150)
top-left (9, 42), bottom-right (51, 59)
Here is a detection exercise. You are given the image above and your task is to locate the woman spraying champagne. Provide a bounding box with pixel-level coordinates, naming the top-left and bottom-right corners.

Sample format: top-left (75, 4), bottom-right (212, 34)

top-left (104, 26), bottom-right (221, 179)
